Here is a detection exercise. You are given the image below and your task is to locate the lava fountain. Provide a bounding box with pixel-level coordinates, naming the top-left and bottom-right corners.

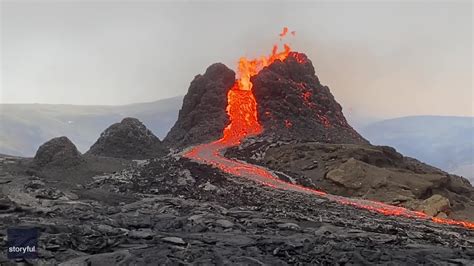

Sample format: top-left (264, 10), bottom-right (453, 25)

top-left (220, 43), bottom-right (291, 145)
top-left (184, 28), bottom-right (474, 230)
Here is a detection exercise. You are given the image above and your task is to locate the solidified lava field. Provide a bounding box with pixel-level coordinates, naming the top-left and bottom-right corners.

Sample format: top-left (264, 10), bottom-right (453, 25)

top-left (1, 28), bottom-right (473, 265)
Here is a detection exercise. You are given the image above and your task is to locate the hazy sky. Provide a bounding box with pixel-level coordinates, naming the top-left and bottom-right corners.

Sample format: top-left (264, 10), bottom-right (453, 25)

top-left (1, 1), bottom-right (472, 118)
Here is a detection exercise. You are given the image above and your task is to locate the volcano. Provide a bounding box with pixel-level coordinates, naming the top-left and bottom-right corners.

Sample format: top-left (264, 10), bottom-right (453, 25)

top-left (2, 28), bottom-right (474, 265)
top-left (164, 51), bottom-right (366, 148)
top-left (164, 29), bottom-right (474, 230)
top-left (164, 28), bottom-right (365, 148)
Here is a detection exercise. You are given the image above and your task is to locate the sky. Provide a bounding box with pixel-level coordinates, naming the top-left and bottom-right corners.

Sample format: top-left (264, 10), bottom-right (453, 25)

top-left (1, 0), bottom-right (472, 118)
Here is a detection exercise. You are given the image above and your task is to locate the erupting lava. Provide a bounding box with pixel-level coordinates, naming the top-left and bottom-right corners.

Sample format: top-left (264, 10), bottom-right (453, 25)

top-left (184, 28), bottom-right (474, 230)
top-left (221, 40), bottom-right (291, 145)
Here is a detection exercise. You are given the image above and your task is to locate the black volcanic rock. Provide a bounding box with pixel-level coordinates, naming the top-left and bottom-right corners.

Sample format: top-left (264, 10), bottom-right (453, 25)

top-left (227, 140), bottom-right (474, 221)
top-left (87, 117), bottom-right (166, 159)
top-left (252, 52), bottom-right (367, 144)
top-left (164, 63), bottom-right (235, 148)
top-left (34, 136), bottom-right (84, 168)
top-left (2, 153), bottom-right (473, 264)
top-left (166, 53), bottom-right (366, 149)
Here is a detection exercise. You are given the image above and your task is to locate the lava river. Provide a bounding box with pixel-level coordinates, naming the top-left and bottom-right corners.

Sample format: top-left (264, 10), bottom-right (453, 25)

top-left (184, 28), bottom-right (474, 230)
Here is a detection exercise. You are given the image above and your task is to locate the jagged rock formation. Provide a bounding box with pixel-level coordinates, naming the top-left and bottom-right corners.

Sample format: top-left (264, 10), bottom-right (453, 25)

top-left (34, 136), bottom-right (84, 168)
top-left (87, 118), bottom-right (166, 159)
top-left (163, 63), bottom-right (235, 148)
top-left (252, 52), bottom-right (367, 144)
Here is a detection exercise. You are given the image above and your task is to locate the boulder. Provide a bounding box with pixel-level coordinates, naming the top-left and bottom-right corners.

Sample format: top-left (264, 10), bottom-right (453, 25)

top-left (418, 194), bottom-right (450, 217)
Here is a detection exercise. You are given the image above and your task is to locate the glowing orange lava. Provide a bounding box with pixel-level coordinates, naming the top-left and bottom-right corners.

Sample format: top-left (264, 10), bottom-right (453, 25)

top-left (279, 27), bottom-right (289, 37)
top-left (221, 41), bottom-right (291, 145)
top-left (184, 28), bottom-right (474, 230)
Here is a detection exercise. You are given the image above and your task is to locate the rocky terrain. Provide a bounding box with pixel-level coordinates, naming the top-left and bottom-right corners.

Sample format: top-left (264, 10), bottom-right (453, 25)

top-left (1, 154), bottom-right (473, 265)
top-left (227, 137), bottom-right (474, 221)
top-left (25, 136), bottom-right (132, 190)
top-left (1, 52), bottom-right (473, 265)
top-left (166, 52), bottom-right (474, 222)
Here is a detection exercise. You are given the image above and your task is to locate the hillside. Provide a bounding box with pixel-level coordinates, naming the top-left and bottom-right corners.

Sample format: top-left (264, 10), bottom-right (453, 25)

top-left (361, 116), bottom-right (474, 183)
top-left (0, 96), bottom-right (182, 156)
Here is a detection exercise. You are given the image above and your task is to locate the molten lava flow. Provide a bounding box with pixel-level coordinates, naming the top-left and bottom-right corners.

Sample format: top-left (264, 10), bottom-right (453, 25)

top-left (220, 41), bottom-right (291, 145)
top-left (184, 28), bottom-right (474, 230)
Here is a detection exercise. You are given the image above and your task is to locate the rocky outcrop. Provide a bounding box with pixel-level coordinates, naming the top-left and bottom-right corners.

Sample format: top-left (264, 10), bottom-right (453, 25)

top-left (164, 63), bottom-right (235, 148)
top-left (417, 194), bottom-right (450, 217)
top-left (252, 52), bottom-right (367, 144)
top-left (324, 158), bottom-right (449, 200)
top-left (34, 136), bottom-right (84, 168)
top-left (226, 140), bottom-right (474, 221)
top-left (87, 118), bottom-right (166, 160)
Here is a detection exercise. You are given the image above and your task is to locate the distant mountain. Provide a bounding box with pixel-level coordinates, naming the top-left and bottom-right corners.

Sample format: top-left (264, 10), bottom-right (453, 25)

top-left (0, 96), bottom-right (183, 157)
top-left (361, 116), bottom-right (474, 183)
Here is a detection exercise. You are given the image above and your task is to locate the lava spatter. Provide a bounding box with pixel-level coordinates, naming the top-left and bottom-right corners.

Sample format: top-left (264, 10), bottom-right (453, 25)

top-left (184, 28), bottom-right (474, 230)
top-left (221, 43), bottom-right (292, 145)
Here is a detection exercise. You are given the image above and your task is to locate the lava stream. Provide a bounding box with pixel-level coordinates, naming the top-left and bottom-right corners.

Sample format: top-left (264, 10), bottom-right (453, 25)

top-left (184, 141), bottom-right (474, 230)
top-left (184, 29), bottom-right (474, 230)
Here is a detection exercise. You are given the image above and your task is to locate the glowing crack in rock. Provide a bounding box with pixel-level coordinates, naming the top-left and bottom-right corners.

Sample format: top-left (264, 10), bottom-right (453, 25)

top-left (184, 28), bottom-right (474, 230)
